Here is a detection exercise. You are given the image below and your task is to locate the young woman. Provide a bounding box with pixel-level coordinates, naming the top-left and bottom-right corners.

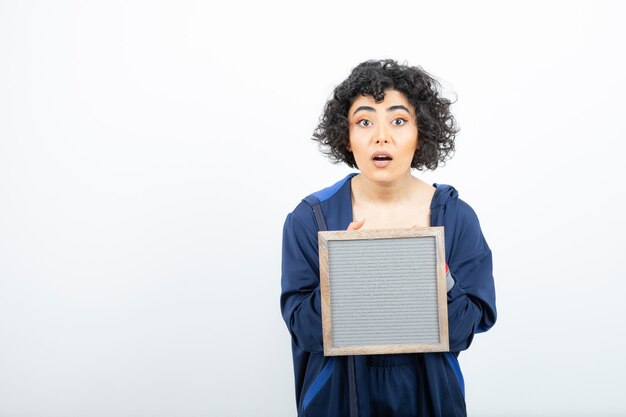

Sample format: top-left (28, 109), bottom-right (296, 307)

top-left (280, 59), bottom-right (497, 417)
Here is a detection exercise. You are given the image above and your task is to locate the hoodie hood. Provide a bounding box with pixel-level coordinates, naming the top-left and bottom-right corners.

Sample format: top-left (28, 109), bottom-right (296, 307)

top-left (431, 183), bottom-right (459, 209)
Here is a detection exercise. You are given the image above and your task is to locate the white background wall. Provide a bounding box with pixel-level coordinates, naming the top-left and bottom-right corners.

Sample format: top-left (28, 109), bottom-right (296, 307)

top-left (1, 1), bottom-right (625, 416)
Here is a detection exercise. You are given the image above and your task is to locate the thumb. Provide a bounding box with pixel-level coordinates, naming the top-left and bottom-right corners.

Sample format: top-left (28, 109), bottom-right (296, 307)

top-left (347, 218), bottom-right (366, 231)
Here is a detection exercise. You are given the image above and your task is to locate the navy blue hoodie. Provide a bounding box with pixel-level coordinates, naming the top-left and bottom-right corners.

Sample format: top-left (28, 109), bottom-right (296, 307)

top-left (281, 174), bottom-right (496, 417)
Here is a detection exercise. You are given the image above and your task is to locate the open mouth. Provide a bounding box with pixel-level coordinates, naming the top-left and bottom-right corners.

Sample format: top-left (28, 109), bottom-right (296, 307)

top-left (371, 152), bottom-right (393, 167)
top-left (372, 152), bottom-right (393, 161)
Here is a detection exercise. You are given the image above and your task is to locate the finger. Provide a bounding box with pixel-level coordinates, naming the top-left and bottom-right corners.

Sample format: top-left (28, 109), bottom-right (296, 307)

top-left (347, 218), bottom-right (366, 231)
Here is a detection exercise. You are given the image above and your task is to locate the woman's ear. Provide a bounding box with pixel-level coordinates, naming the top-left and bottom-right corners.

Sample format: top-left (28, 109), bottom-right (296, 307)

top-left (346, 143), bottom-right (352, 152)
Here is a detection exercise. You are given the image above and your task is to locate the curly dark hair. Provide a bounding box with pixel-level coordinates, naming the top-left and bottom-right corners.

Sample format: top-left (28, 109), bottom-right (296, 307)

top-left (312, 59), bottom-right (458, 171)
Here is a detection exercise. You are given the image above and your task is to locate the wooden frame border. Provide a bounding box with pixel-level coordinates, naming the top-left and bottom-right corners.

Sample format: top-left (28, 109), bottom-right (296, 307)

top-left (318, 227), bottom-right (449, 356)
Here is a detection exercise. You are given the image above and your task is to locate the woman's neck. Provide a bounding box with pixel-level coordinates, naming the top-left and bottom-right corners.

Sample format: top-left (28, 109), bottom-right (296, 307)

top-left (351, 172), bottom-right (420, 206)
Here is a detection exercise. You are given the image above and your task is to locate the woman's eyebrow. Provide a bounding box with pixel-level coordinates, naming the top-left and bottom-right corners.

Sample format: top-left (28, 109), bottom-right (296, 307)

top-left (387, 105), bottom-right (410, 113)
top-left (352, 105), bottom-right (375, 115)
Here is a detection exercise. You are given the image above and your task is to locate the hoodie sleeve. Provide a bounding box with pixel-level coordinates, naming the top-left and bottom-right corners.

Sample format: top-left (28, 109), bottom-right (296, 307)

top-left (280, 210), bottom-right (324, 353)
top-left (446, 200), bottom-right (497, 352)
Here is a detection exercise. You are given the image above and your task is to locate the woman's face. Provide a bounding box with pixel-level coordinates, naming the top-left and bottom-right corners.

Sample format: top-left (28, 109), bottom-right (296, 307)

top-left (347, 90), bottom-right (418, 184)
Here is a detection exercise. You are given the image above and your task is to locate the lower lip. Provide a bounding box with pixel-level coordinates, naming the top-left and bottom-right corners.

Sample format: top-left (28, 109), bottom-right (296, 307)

top-left (372, 159), bottom-right (392, 168)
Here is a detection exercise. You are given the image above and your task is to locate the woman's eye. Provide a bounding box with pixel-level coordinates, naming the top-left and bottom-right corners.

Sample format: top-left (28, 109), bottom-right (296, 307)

top-left (392, 118), bottom-right (408, 126)
top-left (357, 119), bottom-right (372, 127)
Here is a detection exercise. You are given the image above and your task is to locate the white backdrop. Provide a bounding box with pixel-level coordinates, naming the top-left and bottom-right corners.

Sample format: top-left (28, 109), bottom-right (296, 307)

top-left (1, 1), bottom-right (625, 416)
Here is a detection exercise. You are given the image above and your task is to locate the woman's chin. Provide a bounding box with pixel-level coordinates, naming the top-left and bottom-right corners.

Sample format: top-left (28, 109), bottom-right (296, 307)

top-left (357, 169), bottom-right (413, 186)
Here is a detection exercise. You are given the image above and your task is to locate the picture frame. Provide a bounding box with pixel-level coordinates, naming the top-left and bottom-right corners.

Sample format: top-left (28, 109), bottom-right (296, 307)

top-left (318, 227), bottom-right (449, 356)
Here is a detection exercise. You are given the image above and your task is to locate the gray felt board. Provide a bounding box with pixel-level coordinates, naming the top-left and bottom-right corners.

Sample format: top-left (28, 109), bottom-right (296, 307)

top-left (328, 236), bottom-right (439, 347)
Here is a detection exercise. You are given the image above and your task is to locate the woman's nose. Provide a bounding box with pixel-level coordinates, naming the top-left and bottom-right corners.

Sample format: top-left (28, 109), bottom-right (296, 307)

top-left (375, 124), bottom-right (389, 144)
